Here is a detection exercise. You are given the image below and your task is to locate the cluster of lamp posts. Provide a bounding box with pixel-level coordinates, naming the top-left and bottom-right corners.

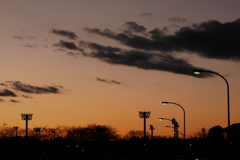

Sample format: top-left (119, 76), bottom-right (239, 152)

top-left (139, 70), bottom-right (230, 141)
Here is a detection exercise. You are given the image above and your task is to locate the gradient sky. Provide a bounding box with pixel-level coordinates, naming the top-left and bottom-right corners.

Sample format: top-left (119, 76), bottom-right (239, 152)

top-left (1, 0), bottom-right (240, 137)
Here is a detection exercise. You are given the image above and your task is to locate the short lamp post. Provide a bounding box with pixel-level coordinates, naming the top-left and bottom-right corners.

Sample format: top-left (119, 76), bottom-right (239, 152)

top-left (139, 111), bottom-right (151, 139)
top-left (159, 118), bottom-right (179, 139)
top-left (21, 113), bottom-right (33, 137)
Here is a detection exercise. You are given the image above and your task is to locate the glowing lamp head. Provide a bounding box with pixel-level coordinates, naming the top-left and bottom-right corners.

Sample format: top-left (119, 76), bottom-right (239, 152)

top-left (193, 70), bottom-right (202, 75)
top-left (159, 118), bottom-right (163, 121)
top-left (162, 102), bottom-right (168, 105)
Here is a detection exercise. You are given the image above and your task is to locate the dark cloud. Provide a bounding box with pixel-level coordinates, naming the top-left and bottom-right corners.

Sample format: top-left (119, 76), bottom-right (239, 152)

top-left (84, 19), bottom-right (240, 61)
top-left (7, 81), bottom-right (64, 94)
top-left (168, 17), bottom-right (188, 23)
top-left (0, 89), bottom-right (17, 97)
top-left (96, 77), bottom-right (122, 85)
top-left (79, 42), bottom-right (210, 77)
top-left (51, 29), bottom-right (78, 40)
top-left (54, 19), bottom-right (240, 78)
top-left (54, 40), bottom-right (79, 50)
top-left (0, 81), bottom-right (67, 102)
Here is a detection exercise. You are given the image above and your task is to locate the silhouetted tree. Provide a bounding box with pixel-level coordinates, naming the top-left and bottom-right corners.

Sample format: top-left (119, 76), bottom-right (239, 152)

top-left (191, 127), bottom-right (208, 138)
top-left (123, 130), bottom-right (150, 140)
top-left (66, 124), bottom-right (119, 142)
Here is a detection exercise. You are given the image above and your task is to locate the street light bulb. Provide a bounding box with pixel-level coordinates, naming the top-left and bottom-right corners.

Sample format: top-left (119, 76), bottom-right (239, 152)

top-left (162, 102), bottom-right (168, 105)
top-left (193, 71), bottom-right (201, 75)
top-left (159, 118), bottom-right (163, 121)
top-left (193, 70), bottom-right (203, 75)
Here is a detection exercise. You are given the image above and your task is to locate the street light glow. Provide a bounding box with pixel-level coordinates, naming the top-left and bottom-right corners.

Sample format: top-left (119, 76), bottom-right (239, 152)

top-left (159, 118), bottom-right (163, 121)
top-left (162, 102), bottom-right (168, 105)
top-left (193, 71), bottom-right (201, 75)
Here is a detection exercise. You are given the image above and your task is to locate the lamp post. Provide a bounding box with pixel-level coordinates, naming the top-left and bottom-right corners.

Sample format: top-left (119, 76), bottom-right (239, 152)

top-left (193, 70), bottom-right (230, 140)
top-left (138, 111), bottom-right (151, 139)
top-left (159, 118), bottom-right (179, 139)
top-left (21, 113), bottom-right (33, 137)
top-left (162, 101), bottom-right (186, 140)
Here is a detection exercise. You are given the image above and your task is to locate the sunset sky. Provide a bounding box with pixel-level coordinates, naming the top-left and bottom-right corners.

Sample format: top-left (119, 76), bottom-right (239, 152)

top-left (1, 0), bottom-right (240, 137)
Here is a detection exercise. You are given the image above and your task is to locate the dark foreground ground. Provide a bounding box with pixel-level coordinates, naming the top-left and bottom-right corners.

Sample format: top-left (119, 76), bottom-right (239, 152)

top-left (1, 137), bottom-right (240, 160)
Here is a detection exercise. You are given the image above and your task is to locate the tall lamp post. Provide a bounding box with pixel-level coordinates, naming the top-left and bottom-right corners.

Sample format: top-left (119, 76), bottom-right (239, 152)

top-left (138, 111), bottom-right (151, 139)
top-left (193, 70), bottom-right (230, 140)
top-left (162, 101), bottom-right (186, 140)
top-left (21, 113), bottom-right (33, 137)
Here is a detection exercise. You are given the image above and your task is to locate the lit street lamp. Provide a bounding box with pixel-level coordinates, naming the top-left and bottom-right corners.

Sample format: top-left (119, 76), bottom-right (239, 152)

top-left (193, 69), bottom-right (230, 140)
top-left (162, 101), bottom-right (186, 140)
top-left (159, 118), bottom-right (179, 139)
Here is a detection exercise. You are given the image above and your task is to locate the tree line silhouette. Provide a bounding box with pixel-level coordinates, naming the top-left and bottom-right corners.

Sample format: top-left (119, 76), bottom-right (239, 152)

top-left (0, 124), bottom-right (239, 160)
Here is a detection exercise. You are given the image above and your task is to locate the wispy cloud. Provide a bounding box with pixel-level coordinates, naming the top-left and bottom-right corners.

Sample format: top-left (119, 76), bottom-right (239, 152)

top-left (13, 36), bottom-right (36, 40)
top-left (96, 77), bottom-right (124, 85)
top-left (13, 36), bottom-right (24, 40)
top-left (124, 21), bottom-right (147, 33)
top-left (0, 81), bottom-right (67, 103)
top-left (23, 44), bottom-right (38, 49)
top-left (168, 17), bottom-right (188, 23)
top-left (8, 81), bottom-right (64, 94)
top-left (10, 99), bottom-right (20, 103)
top-left (140, 12), bottom-right (153, 17)
top-left (50, 29), bottom-right (78, 40)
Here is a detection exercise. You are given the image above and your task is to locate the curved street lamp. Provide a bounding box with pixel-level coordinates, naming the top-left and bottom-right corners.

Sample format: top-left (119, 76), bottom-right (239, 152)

top-left (159, 118), bottom-right (179, 139)
top-left (162, 101), bottom-right (186, 140)
top-left (193, 69), bottom-right (230, 140)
